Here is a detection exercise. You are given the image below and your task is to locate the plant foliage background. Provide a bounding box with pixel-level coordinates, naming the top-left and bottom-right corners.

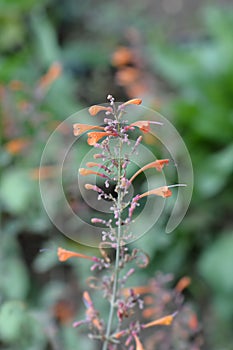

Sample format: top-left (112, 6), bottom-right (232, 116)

top-left (1, 0), bottom-right (233, 349)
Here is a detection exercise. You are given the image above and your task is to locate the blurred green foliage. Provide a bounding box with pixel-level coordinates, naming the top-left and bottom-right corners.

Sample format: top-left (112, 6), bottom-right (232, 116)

top-left (149, 7), bottom-right (233, 349)
top-left (1, 1), bottom-right (233, 349)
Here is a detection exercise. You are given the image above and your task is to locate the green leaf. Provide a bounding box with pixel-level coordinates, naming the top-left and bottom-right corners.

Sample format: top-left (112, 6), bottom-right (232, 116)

top-left (0, 301), bottom-right (27, 343)
top-left (198, 232), bottom-right (233, 294)
top-left (197, 144), bottom-right (233, 197)
top-left (1, 256), bottom-right (29, 300)
top-left (0, 301), bottom-right (46, 349)
top-left (0, 168), bottom-right (36, 214)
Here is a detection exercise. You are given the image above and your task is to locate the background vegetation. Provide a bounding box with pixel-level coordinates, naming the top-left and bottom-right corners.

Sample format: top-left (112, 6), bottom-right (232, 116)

top-left (1, 0), bottom-right (233, 349)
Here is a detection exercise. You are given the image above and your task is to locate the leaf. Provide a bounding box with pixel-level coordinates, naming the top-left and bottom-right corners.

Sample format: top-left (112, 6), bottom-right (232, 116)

top-left (0, 301), bottom-right (27, 343)
top-left (197, 144), bottom-right (233, 197)
top-left (198, 232), bottom-right (233, 294)
top-left (0, 301), bottom-right (46, 349)
top-left (0, 169), bottom-right (36, 214)
top-left (1, 257), bottom-right (30, 300)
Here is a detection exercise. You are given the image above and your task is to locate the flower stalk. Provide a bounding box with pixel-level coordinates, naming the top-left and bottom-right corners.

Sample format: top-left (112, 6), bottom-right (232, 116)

top-left (57, 95), bottom-right (188, 349)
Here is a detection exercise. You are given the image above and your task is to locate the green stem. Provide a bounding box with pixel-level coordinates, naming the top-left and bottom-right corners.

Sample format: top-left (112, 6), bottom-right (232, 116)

top-left (102, 139), bottom-right (122, 350)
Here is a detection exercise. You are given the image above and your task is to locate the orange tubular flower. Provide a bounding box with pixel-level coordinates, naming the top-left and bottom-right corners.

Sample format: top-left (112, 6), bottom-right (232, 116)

top-left (57, 247), bottom-right (95, 262)
top-left (82, 291), bottom-right (103, 331)
top-left (111, 46), bottom-right (134, 67)
top-left (142, 312), bottom-right (177, 329)
top-left (85, 162), bottom-right (99, 167)
top-left (121, 98), bottom-right (142, 107)
top-left (73, 123), bottom-right (104, 136)
top-left (79, 168), bottom-right (108, 179)
top-left (139, 186), bottom-right (172, 199)
top-left (88, 105), bottom-right (113, 116)
top-left (129, 159), bottom-right (169, 183)
top-left (133, 334), bottom-right (145, 350)
top-left (129, 120), bottom-right (162, 133)
top-left (139, 184), bottom-right (186, 199)
top-left (87, 131), bottom-right (113, 145)
top-left (38, 62), bottom-right (62, 90)
top-left (5, 138), bottom-right (29, 155)
top-left (113, 330), bottom-right (127, 340)
top-left (175, 276), bottom-right (191, 293)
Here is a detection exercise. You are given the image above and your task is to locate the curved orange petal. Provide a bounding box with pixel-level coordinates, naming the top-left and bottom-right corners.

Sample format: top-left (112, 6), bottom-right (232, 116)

top-left (130, 159), bottom-right (169, 183)
top-left (188, 313), bottom-right (199, 331)
top-left (133, 334), bottom-right (145, 350)
top-left (121, 98), bottom-right (142, 107)
top-left (73, 124), bottom-right (104, 136)
top-left (83, 291), bottom-right (93, 307)
top-left (87, 131), bottom-right (110, 145)
top-left (79, 168), bottom-right (98, 176)
top-left (38, 62), bottom-right (62, 89)
top-left (139, 186), bottom-right (172, 199)
top-left (175, 276), bottom-right (191, 293)
top-left (88, 105), bottom-right (113, 116)
top-left (130, 121), bottom-right (151, 133)
top-left (113, 330), bottom-right (127, 339)
top-left (142, 312), bottom-right (177, 329)
top-left (79, 168), bottom-right (107, 178)
top-left (57, 247), bottom-right (94, 262)
top-left (129, 120), bottom-right (162, 133)
top-left (111, 46), bottom-right (134, 67)
top-left (86, 162), bottom-right (99, 167)
top-left (5, 138), bottom-right (29, 155)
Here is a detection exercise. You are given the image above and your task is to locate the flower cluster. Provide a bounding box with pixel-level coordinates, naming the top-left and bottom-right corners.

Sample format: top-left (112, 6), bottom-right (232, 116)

top-left (58, 96), bottom-right (187, 349)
